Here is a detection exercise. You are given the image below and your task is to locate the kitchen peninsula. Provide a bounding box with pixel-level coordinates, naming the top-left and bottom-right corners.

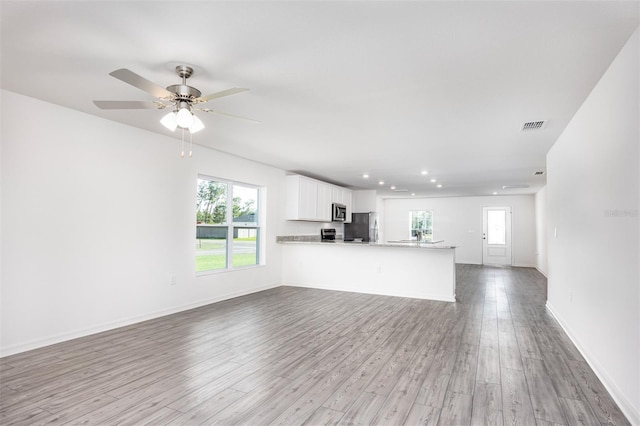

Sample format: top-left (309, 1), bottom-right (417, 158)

top-left (278, 238), bottom-right (457, 302)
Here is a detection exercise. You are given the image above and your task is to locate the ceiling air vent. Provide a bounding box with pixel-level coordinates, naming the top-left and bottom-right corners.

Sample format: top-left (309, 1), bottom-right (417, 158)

top-left (393, 189), bottom-right (409, 192)
top-left (533, 171), bottom-right (545, 176)
top-left (521, 120), bottom-right (548, 131)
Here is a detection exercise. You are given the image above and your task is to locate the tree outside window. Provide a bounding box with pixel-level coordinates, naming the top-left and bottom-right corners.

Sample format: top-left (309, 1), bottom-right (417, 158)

top-left (196, 177), bottom-right (261, 273)
top-left (197, 180), bottom-right (227, 225)
top-left (410, 210), bottom-right (433, 241)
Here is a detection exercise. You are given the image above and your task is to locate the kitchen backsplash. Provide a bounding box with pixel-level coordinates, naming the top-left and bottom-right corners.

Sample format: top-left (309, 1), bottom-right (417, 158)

top-left (277, 219), bottom-right (345, 242)
top-left (279, 220), bottom-right (343, 237)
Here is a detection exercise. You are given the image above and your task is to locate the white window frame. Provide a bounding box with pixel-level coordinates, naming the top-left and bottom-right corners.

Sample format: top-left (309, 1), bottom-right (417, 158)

top-left (196, 174), bottom-right (263, 275)
top-left (409, 210), bottom-right (434, 241)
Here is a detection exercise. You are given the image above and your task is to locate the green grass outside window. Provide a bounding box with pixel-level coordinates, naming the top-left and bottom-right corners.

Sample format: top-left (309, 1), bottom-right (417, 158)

top-left (195, 237), bottom-right (257, 272)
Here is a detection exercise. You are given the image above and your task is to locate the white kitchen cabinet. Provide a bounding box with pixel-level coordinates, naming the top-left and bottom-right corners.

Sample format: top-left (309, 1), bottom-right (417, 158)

top-left (298, 176), bottom-right (318, 220)
top-left (286, 174), bottom-right (351, 222)
top-left (286, 175), bottom-right (318, 221)
top-left (331, 186), bottom-right (352, 223)
top-left (317, 182), bottom-right (332, 222)
top-left (343, 189), bottom-right (352, 223)
top-left (331, 186), bottom-right (342, 205)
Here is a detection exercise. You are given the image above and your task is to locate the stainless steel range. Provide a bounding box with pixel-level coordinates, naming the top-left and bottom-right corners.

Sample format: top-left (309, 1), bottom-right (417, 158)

top-left (320, 228), bottom-right (336, 242)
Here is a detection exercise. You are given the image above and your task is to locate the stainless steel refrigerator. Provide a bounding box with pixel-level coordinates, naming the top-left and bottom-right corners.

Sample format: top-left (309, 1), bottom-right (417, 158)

top-left (344, 212), bottom-right (379, 242)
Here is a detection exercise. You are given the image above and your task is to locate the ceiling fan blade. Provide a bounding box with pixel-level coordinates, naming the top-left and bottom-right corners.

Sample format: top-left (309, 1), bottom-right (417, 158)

top-left (196, 88), bottom-right (250, 103)
top-left (93, 100), bottom-right (167, 109)
top-left (198, 108), bottom-right (260, 123)
top-left (109, 68), bottom-right (173, 99)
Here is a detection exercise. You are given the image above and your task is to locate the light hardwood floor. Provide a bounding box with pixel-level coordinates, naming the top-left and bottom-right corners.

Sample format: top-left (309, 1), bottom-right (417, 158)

top-left (0, 265), bottom-right (629, 425)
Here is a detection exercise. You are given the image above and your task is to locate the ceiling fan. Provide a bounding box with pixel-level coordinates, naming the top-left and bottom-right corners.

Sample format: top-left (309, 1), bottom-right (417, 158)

top-left (93, 65), bottom-right (256, 134)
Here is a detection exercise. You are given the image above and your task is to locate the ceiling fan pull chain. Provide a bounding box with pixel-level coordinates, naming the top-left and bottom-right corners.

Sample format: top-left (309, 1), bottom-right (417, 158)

top-left (189, 130), bottom-right (193, 157)
top-left (181, 128), bottom-right (185, 158)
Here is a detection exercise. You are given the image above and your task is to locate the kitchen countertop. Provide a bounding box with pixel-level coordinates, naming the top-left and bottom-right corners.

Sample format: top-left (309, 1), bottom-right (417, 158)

top-left (277, 239), bottom-right (457, 249)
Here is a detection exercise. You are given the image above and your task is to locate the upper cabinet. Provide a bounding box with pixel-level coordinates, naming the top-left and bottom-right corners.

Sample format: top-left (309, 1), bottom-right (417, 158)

top-left (317, 183), bottom-right (332, 222)
top-left (331, 186), bottom-right (352, 223)
top-left (286, 175), bottom-right (352, 222)
top-left (297, 175), bottom-right (318, 220)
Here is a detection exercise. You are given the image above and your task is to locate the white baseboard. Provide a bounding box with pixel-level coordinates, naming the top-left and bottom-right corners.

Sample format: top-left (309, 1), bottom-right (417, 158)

top-left (513, 263), bottom-right (537, 268)
top-left (545, 302), bottom-right (639, 425)
top-left (535, 266), bottom-right (548, 278)
top-left (456, 262), bottom-right (538, 269)
top-left (283, 281), bottom-right (456, 303)
top-left (0, 283), bottom-right (281, 358)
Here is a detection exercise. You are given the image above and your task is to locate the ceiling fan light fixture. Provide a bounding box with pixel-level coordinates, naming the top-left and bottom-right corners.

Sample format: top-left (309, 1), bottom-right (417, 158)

top-left (189, 115), bottom-right (205, 134)
top-left (176, 106), bottom-right (194, 128)
top-left (160, 111), bottom-right (178, 131)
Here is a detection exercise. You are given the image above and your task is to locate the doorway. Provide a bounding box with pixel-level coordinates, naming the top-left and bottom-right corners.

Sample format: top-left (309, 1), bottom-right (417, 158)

top-left (482, 206), bottom-right (512, 265)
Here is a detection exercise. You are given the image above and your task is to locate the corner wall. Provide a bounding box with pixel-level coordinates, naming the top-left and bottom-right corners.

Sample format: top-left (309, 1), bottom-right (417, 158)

top-left (546, 29), bottom-right (639, 423)
top-left (0, 90), bottom-right (286, 356)
top-left (534, 186), bottom-right (548, 276)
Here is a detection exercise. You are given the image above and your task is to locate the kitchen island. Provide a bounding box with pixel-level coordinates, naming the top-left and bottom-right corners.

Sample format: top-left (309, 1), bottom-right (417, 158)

top-left (278, 238), bottom-right (457, 302)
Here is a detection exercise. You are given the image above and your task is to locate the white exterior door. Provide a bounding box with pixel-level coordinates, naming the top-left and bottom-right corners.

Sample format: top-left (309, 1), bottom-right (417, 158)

top-left (482, 207), bottom-right (512, 265)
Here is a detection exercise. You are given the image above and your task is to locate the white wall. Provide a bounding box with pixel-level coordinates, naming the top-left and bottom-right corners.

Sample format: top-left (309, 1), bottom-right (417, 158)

top-left (0, 90), bottom-right (286, 356)
top-left (546, 29), bottom-right (639, 424)
top-left (376, 195), bottom-right (386, 243)
top-left (534, 186), bottom-right (548, 276)
top-left (383, 195), bottom-right (536, 266)
top-left (352, 190), bottom-right (377, 212)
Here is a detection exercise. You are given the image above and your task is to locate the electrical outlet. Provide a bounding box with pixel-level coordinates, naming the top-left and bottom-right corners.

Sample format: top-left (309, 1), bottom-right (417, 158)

top-left (170, 274), bottom-right (177, 285)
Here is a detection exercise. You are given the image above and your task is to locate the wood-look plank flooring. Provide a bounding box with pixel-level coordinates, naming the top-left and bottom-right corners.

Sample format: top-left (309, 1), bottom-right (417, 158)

top-left (0, 265), bottom-right (630, 425)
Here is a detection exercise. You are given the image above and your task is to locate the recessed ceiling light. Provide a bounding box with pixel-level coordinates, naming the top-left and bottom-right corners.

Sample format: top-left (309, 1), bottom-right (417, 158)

top-left (493, 192), bottom-right (498, 195)
top-left (378, 180), bottom-right (384, 185)
top-left (421, 170), bottom-right (428, 175)
top-left (437, 184), bottom-right (442, 188)
top-left (411, 193), bottom-right (416, 196)
top-left (430, 178), bottom-right (437, 183)
top-left (390, 186), bottom-right (396, 190)
top-left (362, 174), bottom-right (369, 179)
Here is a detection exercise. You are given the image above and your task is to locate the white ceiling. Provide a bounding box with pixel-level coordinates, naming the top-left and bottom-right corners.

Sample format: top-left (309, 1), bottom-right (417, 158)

top-left (2, 1), bottom-right (638, 197)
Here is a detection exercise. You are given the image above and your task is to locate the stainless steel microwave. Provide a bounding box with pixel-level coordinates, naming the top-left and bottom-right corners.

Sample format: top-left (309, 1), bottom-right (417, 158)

top-left (332, 203), bottom-right (347, 221)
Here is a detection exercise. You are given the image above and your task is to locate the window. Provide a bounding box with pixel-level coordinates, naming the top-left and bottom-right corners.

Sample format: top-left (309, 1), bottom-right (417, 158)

top-left (487, 209), bottom-right (506, 245)
top-left (410, 210), bottom-right (433, 241)
top-left (196, 176), bottom-right (261, 273)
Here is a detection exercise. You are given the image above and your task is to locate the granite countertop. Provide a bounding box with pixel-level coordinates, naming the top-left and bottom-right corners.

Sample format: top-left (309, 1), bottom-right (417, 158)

top-left (277, 237), bottom-right (457, 249)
